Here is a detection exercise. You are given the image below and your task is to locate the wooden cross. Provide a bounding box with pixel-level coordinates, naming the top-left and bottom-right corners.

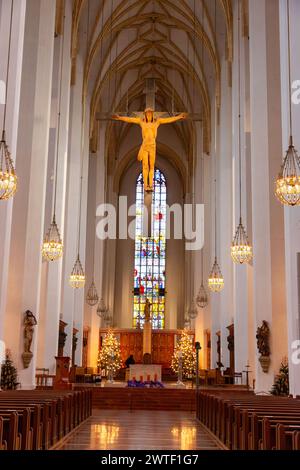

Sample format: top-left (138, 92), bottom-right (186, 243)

top-left (96, 78), bottom-right (202, 122)
top-left (97, 79), bottom-right (201, 238)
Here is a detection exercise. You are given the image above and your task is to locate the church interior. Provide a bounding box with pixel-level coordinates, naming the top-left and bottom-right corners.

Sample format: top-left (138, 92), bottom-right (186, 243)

top-left (1, 0), bottom-right (300, 454)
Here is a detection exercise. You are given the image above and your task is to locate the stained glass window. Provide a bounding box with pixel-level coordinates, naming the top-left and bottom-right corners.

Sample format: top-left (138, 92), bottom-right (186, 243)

top-left (133, 168), bottom-right (167, 329)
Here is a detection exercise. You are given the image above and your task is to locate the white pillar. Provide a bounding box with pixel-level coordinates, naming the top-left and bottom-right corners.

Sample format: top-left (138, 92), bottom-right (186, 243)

top-left (61, 51), bottom-right (89, 367)
top-left (194, 125), bottom-right (206, 365)
top-left (209, 102), bottom-right (221, 368)
top-left (42, 0), bottom-right (72, 373)
top-left (87, 124), bottom-right (106, 367)
top-left (232, 0), bottom-right (252, 381)
top-left (74, 107), bottom-right (89, 367)
top-left (219, 58), bottom-right (233, 370)
top-left (249, 0), bottom-right (287, 393)
top-left (6, 0), bottom-right (56, 389)
top-left (0, 0), bottom-right (26, 345)
top-left (280, 0), bottom-right (300, 397)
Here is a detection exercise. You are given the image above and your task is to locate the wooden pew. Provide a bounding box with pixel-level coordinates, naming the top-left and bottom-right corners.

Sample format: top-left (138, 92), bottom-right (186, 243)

top-left (0, 412), bottom-right (20, 450)
top-left (197, 391), bottom-right (300, 450)
top-left (0, 408), bottom-right (33, 450)
top-left (0, 388), bottom-right (92, 451)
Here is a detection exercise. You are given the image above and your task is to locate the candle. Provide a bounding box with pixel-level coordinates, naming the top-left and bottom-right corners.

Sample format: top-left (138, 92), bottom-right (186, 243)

top-left (154, 374), bottom-right (157, 381)
top-left (140, 375), bottom-right (143, 382)
top-left (147, 375), bottom-right (150, 381)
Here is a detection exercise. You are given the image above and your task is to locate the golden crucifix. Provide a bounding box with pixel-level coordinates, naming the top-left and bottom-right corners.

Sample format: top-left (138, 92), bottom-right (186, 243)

top-left (112, 108), bottom-right (187, 191)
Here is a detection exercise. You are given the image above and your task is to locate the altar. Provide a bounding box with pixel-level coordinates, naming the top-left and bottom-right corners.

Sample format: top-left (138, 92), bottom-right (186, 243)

top-left (129, 364), bottom-right (162, 382)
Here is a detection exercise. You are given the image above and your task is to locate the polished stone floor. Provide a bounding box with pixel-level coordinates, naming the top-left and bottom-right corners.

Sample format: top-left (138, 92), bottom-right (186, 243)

top-left (56, 410), bottom-right (222, 450)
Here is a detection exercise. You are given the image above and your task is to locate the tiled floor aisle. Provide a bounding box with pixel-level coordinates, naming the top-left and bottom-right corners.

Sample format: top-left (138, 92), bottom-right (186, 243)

top-left (56, 410), bottom-right (222, 450)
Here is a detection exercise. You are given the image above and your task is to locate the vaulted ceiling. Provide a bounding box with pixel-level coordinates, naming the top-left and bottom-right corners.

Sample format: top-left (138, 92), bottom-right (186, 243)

top-left (70, 0), bottom-right (236, 175)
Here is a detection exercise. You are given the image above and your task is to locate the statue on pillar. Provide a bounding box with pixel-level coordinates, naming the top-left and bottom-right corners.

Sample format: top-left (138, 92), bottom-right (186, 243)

top-left (144, 298), bottom-right (152, 323)
top-left (256, 320), bottom-right (271, 373)
top-left (22, 310), bottom-right (37, 369)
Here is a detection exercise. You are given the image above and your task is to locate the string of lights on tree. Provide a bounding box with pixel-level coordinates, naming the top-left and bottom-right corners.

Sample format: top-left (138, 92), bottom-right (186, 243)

top-left (97, 330), bottom-right (122, 378)
top-left (171, 329), bottom-right (196, 378)
top-left (0, 350), bottom-right (19, 390)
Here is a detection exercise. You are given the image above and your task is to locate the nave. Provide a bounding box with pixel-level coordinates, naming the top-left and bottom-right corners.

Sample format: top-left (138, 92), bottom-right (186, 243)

top-left (55, 410), bottom-right (222, 451)
top-left (1, 0), bottom-right (300, 458)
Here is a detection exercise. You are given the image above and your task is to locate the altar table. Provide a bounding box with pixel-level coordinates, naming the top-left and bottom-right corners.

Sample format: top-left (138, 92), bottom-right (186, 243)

top-left (129, 364), bottom-right (162, 382)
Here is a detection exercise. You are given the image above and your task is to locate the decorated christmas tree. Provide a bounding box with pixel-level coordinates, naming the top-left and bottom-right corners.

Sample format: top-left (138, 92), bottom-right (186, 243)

top-left (270, 359), bottom-right (289, 396)
top-left (97, 330), bottom-right (122, 380)
top-left (1, 350), bottom-right (19, 390)
top-left (171, 329), bottom-right (196, 378)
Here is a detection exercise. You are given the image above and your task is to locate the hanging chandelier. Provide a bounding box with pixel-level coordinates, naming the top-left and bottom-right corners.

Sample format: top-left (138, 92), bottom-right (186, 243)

top-left (188, 300), bottom-right (198, 320)
top-left (69, 255), bottom-right (85, 289)
top-left (184, 316), bottom-right (191, 329)
top-left (42, 12), bottom-right (66, 260)
top-left (196, 248), bottom-right (208, 308)
top-left (208, 257), bottom-right (224, 293)
top-left (104, 312), bottom-right (113, 327)
top-left (196, 282), bottom-right (208, 309)
top-left (231, 217), bottom-right (252, 264)
top-left (0, 134), bottom-right (17, 200)
top-left (96, 298), bottom-right (107, 318)
top-left (86, 280), bottom-right (99, 306)
top-left (69, 3), bottom-right (89, 289)
top-left (275, 0), bottom-right (300, 206)
top-left (275, 136), bottom-right (300, 206)
top-left (42, 214), bottom-right (63, 261)
top-left (0, 2), bottom-right (17, 201)
top-left (188, 301), bottom-right (198, 320)
top-left (208, 0), bottom-right (224, 293)
top-left (231, 1), bottom-right (253, 265)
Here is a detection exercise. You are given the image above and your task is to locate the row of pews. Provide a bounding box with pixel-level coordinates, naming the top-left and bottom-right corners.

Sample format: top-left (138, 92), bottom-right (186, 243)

top-left (197, 391), bottom-right (300, 450)
top-left (0, 389), bottom-right (92, 450)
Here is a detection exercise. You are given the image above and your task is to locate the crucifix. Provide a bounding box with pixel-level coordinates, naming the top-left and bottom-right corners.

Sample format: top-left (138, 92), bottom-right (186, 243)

top-left (111, 78), bottom-right (188, 236)
top-left (112, 79), bottom-right (188, 192)
top-left (96, 79), bottom-right (201, 236)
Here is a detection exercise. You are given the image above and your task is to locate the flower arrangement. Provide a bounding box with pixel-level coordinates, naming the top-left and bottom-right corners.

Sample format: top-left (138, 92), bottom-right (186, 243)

top-left (127, 379), bottom-right (164, 388)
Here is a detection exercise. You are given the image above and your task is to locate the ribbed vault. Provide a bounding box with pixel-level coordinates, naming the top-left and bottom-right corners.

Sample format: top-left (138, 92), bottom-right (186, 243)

top-left (70, 0), bottom-right (233, 175)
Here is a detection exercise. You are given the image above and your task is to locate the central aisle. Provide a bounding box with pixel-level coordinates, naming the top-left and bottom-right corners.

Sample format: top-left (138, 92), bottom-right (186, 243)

top-left (55, 410), bottom-right (222, 450)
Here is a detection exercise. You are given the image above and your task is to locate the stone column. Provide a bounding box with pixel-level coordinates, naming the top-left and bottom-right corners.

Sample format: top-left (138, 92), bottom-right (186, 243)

top-left (232, 0), bottom-right (253, 382)
top-left (280, 0), bottom-right (300, 397)
top-left (209, 103), bottom-right (221, 369)
top-left (3, 0), bottom-right (56, 389)
top-left (74, 108), bottom-right (89, 367)
top-left (194, 125), bottom-right (206, 367)
top-left (42, 0), bottom-right (72, 374)
top-left (249, 0), bottom-right (287, 392)
top-left (0, 0), bottom-right (26, 345)
top-left (87, 124), bottom-right (106, 367)
top-left (61, 52), bottom-right (85, 362)
top-left (218, 57), bottom-right (233, 370)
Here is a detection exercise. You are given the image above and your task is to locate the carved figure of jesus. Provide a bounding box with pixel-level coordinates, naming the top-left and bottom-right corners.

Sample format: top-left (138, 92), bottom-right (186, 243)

top-left (112, 108), bottom-right (187, 191)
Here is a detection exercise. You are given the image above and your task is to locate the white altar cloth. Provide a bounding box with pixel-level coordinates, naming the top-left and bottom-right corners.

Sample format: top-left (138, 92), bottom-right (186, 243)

top-left (129, 364), bottom-right (162, 382)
